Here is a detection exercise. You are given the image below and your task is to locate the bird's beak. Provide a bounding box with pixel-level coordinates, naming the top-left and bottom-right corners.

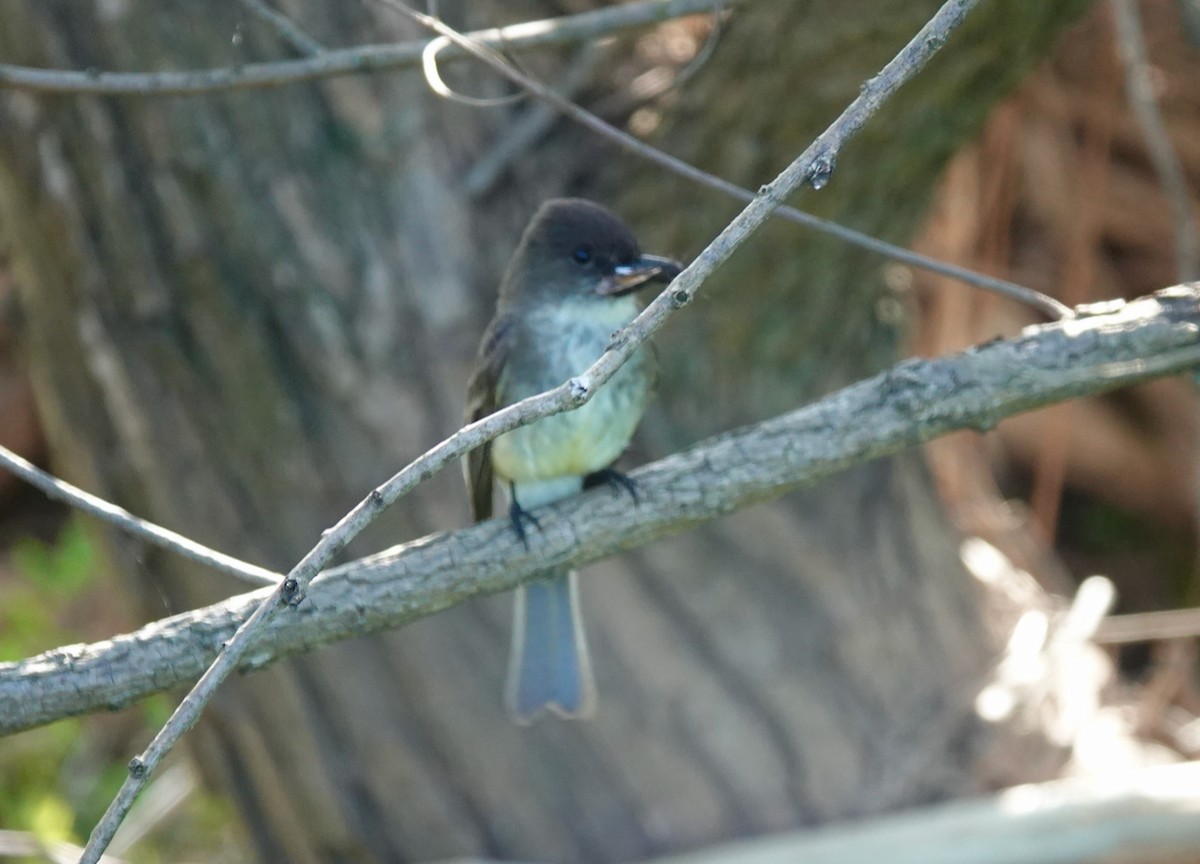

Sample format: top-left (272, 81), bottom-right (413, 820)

top-left (597, 254), bottom-right (683, 297)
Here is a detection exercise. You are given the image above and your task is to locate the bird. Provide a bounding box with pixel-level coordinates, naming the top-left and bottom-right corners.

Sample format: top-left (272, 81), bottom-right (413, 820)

top-left (464, 198), bottom-right (681, 723)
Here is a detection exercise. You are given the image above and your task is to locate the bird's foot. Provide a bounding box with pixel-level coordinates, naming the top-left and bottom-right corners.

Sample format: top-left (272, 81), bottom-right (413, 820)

top-left (584, 467), bottom-right (639, 504)
top-left (508, 497), bottom-right (542, 549)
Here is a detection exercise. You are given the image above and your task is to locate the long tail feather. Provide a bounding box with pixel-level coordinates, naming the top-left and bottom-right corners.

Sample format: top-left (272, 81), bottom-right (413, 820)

top-left (505, 570), bottom-right (596, 723)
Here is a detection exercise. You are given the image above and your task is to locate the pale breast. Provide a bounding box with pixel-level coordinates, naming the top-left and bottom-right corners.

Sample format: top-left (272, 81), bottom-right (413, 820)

top-left (491, 298), bottom-right (652, 483)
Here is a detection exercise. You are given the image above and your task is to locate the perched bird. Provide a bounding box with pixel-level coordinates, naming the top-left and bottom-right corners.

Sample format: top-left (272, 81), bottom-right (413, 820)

top-left (465, 199), bottom-right (681, 723)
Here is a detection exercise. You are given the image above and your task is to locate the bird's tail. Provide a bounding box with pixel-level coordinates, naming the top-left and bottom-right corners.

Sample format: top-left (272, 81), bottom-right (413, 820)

top-left (505, 568), bottom-right (596, 723)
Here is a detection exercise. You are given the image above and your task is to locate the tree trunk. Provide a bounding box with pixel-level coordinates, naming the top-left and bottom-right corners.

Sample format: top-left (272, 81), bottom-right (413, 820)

top-left (0, 1), bottom-right (1090, 861)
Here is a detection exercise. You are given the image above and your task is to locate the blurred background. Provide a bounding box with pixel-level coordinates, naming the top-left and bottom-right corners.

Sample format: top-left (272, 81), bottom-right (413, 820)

top-left (1, 0), bottom-right (1198, 861)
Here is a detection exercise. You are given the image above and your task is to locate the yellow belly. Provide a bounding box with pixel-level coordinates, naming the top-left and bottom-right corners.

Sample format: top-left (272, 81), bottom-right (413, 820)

top-left (492, 363), bottom-right (649, 483)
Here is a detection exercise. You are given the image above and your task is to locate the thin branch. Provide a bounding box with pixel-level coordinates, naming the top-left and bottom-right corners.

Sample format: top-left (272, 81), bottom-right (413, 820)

top-left (467, 8), bottom-right (728, 197)
top-left (381, 0), bottom-right (1073, 320)
top-left (465, 43), bottom-right (607, 196)
top-left (419, 36), bottom-right (525, 106)
top-left (77, 4), bottom-right (983, 859)
top-left (0, 0), bottom-right (1068, 317)
top-left (108, 763), bottom-right (198, 857)
top-left (0, 445), bottom-right (278, 586)
top-left (1112, 0), bottom-right (1200, 281)
top-left (586, 4), bottom-right (728, 118)
top-left (1095, 606), bottom-right (1200, 644)
top-left (4, 286), bottom-right (1198, 738)
top-left (0, 831), bottom-right (128, 864)
top-left (81, 571), bottom-right (290, 864)
top-left (236, 0), bottom-right (325, 57)
top-left (0, 0), bottom-right (734, 95)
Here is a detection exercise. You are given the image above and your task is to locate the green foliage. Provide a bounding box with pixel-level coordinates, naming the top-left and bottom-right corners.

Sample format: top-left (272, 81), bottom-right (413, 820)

top-left (1, 519), bottom-right (105, 846)
top-left (0, 519), bottom-right (94, 662)
top-left (0, 519), bottom-right (248, 861)
top-left (11, 518), bottom-right (94, 594)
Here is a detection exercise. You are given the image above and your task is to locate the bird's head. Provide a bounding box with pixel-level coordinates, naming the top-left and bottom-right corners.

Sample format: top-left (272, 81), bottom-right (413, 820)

top-left (501, 199), bottom-right (682, 307)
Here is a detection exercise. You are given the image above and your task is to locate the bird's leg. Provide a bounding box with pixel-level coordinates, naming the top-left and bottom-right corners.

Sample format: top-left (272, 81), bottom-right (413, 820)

top-left (584, 466), bottom-right (639, 504)
top-left (508, 482), bottom-right (542, 549)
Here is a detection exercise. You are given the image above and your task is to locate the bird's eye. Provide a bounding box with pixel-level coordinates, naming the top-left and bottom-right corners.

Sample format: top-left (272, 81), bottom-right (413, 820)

top-left (572, 246), bottom-right (592, 264)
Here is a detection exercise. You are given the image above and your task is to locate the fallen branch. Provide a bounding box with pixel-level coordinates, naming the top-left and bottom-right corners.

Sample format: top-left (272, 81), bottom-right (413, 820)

top-left (646, 760), bottom-right (1200, 864)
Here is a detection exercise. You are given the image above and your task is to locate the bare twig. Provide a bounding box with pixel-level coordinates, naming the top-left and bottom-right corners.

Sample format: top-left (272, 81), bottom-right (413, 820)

top-left (0, 831), bottom-right (128, 864)
top-left (1112, 0), bottom-right (1200, 281)
top-left (467, 9), bottom-right (727, 194)
top-left (77, 4), bottom-right (983, 859)
top-left (108, 764), bottom-right (198, 857)
top-left (0, 445), bottom-right (278, 586)
top-left (0, 0), bottom-right (735, 95)
top-left (0, 0), bottom-right (1067, 317)
top-left (589, 4), bottom-right (729, 116)
top-left (381, 0), bottom-right (1073, 320)
top-left (466, 44), bottom-right (607, 196)
top-left (1111, 0), bottom-right (1200, 623)
top-left (5, 286), bottom-right (1199, 738)
top-left (420, 37), bottom-right (525, 106)
top-left (1095, 606), bottom-right (1200, 643)
top-left (236, 0), bottom-right (325, 57)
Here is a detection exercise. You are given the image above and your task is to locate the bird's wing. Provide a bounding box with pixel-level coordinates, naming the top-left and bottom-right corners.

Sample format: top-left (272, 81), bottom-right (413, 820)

top-left (464, 313), bottom-right (516, 522)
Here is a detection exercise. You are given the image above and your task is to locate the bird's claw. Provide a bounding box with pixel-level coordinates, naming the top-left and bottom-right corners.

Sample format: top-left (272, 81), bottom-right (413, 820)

top-left (585, 467), bottom-right (640, 504)
top-left (509, 498), bottom-right (542, 549)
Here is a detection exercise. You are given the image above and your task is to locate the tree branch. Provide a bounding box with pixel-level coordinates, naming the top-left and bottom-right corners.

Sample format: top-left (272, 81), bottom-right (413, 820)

top-left (0, 445), bottom-right (278, 587)
top-left (76, 2), bottom-right (984, 858)
top-left (0, 0), bottom-right (735, 95)
top-left (6, 285), bottom-right (1198, 739)
top-left (236, 0), bottom-right (326, 57)
top-left (1112, 0), bottom-right (1200, 281)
